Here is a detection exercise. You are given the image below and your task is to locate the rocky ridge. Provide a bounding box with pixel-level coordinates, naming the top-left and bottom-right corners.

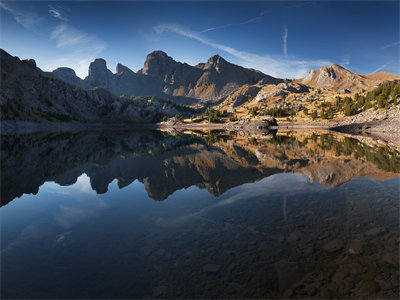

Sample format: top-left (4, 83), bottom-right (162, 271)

top-left (46, 51), bottom-right (283, 103)
top-left (299, 64), bottom-right (400, 92)
top-left (0, 49), bottom-right (190, 125)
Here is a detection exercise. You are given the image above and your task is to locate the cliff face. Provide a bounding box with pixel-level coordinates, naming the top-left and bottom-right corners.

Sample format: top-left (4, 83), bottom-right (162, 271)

top-left (45, 50), bottom-right (282, 103)
top-left (0, 49), bottom-right (114, 122)
top-left (0, 49), bottom-right (189, 124)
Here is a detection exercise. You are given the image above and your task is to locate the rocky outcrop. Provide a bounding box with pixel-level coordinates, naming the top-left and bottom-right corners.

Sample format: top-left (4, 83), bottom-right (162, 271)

top-left (226, 116), bottom-right (278, 134)
top-left (223, 85), bottom-right (262, 108)
top-left (299, 64), bottom-right (400, 92)
top-left (85, 58), bottom-right (115, 89)
top-left (253, 82), bottom-right (309, 103)
top-left (45, 67), bottom-right (90, 89)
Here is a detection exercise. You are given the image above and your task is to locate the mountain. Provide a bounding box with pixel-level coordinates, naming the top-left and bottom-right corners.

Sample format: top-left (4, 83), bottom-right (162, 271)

top-left (0, 49), bottom-right (189, 124)
top-left (299, 64), bottom-right (400, 92)
top-left (47, 50), bottom-right (283, 103)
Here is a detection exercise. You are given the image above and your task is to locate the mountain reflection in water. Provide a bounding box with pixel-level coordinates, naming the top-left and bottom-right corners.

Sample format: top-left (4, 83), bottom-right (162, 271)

top-left (1, 130), bottom-right (399, 205)
top-left (1, 130), bottom-right (399, 298)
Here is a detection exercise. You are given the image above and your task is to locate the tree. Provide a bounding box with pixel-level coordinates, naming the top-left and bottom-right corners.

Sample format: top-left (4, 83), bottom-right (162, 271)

top-left (311, 110), bottom-right (317, 120)
top-left (321, 108), bottom-right (327, 119)
top-left (327, 106), bottom-right (334, 118)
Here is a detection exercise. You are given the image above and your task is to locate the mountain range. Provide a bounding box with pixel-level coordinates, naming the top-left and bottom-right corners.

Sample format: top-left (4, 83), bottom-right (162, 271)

top-left (45, 50), bottom-right (282, 104)
top-left (45, 50), bottom-right (399, 103)
top-left (0, 49), bottom-right (191, 124)
top-left (1, 48), bottom-right (399, 126)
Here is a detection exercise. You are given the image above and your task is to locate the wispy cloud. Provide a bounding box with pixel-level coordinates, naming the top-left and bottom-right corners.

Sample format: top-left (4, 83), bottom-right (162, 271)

top-left (51, 23), bottom-right (105, 51)
top-left (0, 1), bottom-right (41, 30)
top-left (48, 24), bottom-right (106, 77)
top-left (49, 7), bottom-right (68, 22)
top-left (1, 1), bottom-right (107, 78)
top-left (200, 12), bottom-right (265, 33)
top-left (51, 24), bottom-right (88, 47)
top-left (340, 55), bottom-right (351, 67)
top-left (284, 1), bottom-right (319, 9)
top-left (154, 23), bottom-right (333, 78)
top-left (371, 64), bottom-right (387, 74)
top-left (282, 25), bottom-right (288, 58)
top-left (381, 41), bottom-right (400, 50)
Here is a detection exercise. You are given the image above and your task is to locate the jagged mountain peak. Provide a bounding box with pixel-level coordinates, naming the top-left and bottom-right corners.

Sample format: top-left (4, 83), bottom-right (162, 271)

top-left (147, 50), bottom-right (169, 58)
top-left (207, 54), bottom-right (226, 64)
top-left (141, 50), bottom-right (177, 76)
top-left (203, 54), bottom-right (229, 71)
top-left (52, 67), bottom-right (77, 77)
top-left (42, 48), bottom-right (281, 102)
top-left (300, 63), bottom-right (369, 91)
top-left (116, 63), bottom-right (134, 75)
top-left (310, 64), bottom-right (351, 76)
top-left (90, 58), bottom-right (107, 69)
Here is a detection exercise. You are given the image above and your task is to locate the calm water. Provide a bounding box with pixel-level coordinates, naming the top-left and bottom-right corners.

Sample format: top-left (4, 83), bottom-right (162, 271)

top-left (1, 130), bottom-right (399, 298)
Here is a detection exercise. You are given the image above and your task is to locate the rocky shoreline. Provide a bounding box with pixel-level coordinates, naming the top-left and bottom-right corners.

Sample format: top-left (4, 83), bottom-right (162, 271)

top-left (2, 110), bottom-right (399, 146)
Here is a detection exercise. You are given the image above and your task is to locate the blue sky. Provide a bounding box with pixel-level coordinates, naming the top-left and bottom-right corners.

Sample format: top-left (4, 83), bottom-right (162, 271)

top-left (1, 1), bottom-right (399, 79)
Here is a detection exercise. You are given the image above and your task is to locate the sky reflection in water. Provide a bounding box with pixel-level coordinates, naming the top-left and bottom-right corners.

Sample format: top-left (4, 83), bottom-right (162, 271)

top-left (1, 130), bottom-right (399, 298)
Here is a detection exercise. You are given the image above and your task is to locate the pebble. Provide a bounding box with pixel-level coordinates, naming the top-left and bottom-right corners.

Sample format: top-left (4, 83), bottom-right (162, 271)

top-left (322, 239), bottom-right (344, 252)
top-left (203, 264), bottom-right (221, 273)
top-left (152, 285), bottom-right (168, 297)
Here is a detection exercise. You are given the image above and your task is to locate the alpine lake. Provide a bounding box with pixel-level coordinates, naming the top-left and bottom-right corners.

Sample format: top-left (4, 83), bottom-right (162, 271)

top-left (1, 129), bottom-right (399, 298)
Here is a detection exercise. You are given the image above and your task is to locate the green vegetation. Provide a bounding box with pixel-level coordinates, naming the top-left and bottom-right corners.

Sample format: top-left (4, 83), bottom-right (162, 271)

top-left (313, 134), bottom-right (400, 172)
top-left (269, 133), bottom-right (400, 172)
top-left (229, 115), bottom-right (238, 122)
top-left (174, 114), bottom-right (184, 121)
top-left (202, 108), bottom-right (228, 122)
top-left (248, 137), bottom-right (258, 145)
top-left (311, 110), bottom-right (318, 120)
top-left (203, 130), bottom-right (223, 144)
top-left (249, 107), bottom-right (297, 118)
top-left (335, 81), bottom-right (400, 116)
top-left (267, 134), bottom-right (297, 145)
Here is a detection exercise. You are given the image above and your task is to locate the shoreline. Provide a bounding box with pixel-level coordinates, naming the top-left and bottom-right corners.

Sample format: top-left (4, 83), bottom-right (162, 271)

top-left (1, 115), bottom-right (399, 146)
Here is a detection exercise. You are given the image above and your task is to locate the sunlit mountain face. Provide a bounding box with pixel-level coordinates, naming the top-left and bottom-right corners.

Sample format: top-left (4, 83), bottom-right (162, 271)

top-left (1, 130), bottom-right (399, 298)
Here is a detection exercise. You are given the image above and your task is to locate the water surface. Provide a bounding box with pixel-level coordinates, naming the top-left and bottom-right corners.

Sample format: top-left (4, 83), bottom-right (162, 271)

top-left (1, 130), bottom-right (399, 298)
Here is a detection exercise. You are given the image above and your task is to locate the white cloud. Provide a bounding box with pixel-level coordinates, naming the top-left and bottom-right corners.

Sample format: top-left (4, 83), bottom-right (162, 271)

top-left (282, 25), bottom-right (288, 58)
top-left (51, 24), bottom-right (89, 47)
top-left (154, 23), bottom-right (333, 78)
top-left (1, 1), bottom-right (106, 78)
top-left (48, 24), bottom-right (106, 78)
top-left (381, 41), bottom-right (400, 50)
top-left (48, 8), bottom-right (68, 22)
top-left (200, 12), bottom-right (265, 33)
top-left (371, 64), bottom-right (387, 74)
top-left (0, 1), bottom-right (41, 30)
top-left (340, 55), bottom-right (351, 67)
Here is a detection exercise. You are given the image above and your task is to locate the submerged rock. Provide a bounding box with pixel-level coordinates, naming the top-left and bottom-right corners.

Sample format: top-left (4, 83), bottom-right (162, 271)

top-left (322, 239), bottom-right (344, 252)
top-left (203, 264), bottom-right (221, 273)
